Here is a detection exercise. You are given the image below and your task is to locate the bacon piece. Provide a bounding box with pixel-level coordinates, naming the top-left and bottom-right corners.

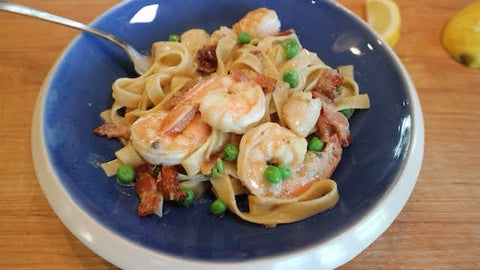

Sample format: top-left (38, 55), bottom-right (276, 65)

top-left (196, 44), bottom-right (217, 74)
top-left (229, 67), bottom-right (277, 93)
top-left (329, 134), bottom-right (343, 159)
top-left (161, 78), bottom-right (200, 110)
top-left (274, 29), bottom-right (295, 36)
top-left (159, 77), bottom-right (219, 135)
top-left (316, 116), bottom-right (336, 143)
top-left (156, 165), bottom-right (186, 202)
top-left (93, 123), bottom-right (130, 140)
top-left (315, 95), bottom-right (352, 147)
top-left (250, 50), bottom-right (263, 58)
top-left (135, 164), bottom-right (159, 216)
top-left (159, 104), bottom-right (197, 136)
top-left (312, 68), bottom-right (343, 99)
top-left (208, 148), bottom-right (224, 162)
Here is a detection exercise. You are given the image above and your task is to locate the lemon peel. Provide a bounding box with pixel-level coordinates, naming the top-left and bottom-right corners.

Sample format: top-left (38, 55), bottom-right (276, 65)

top-left (366, 0), bottom-right (401, 47)
top-left (442, 1), bottom-right (480, 69)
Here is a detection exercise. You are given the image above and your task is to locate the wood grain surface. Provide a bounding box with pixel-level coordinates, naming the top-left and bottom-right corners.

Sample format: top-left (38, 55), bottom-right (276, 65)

top-left (0, 0), bottom-right (479, 269)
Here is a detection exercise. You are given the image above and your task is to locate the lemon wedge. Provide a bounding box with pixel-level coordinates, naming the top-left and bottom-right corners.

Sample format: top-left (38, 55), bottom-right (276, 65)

top-left (366, 0), bottom-right (401, 47)
top-left (442, 1), bottom-right (480, 69)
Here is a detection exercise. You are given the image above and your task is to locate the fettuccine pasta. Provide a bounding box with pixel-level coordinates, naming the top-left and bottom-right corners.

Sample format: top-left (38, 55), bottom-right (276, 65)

top-left (93, 7), bottom-right (370, 226)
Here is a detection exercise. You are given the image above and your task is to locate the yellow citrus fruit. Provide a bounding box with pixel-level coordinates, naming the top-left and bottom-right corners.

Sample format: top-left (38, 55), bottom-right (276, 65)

top-left (442, 1), bottom-right (480, 69)
top-left (366, 0), bottom-right (401, 47)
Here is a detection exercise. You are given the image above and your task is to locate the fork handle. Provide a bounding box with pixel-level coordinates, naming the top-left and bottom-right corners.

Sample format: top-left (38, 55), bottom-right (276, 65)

top-left (0, 1), bottom-right (127, 49)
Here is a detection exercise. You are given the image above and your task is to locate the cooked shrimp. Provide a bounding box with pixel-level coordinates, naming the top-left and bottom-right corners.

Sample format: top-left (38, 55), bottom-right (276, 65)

top-left (160, 76), bottom-right (217, 111)
top-left (237, 122), bottom-right (342, 199)
top-left (131, 111), bottom-right (211, 165)
top-left (282, 91), bottom-right (321, 137)
top-left (199, 75), bottom-right (266, 134)
top-left (232, 8), bottom-right (281, 39)
top-left (299, 135), bottom-right (342, 183)
top-left (157, 76), bottom-right (217, 135)
top-left (229, 67), bottom-right (277, 93)
top-left (237, 122), bottom-right (307, 198)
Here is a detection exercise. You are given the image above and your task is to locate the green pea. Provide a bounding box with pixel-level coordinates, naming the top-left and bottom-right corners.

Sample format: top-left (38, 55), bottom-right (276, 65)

top-left (282, 69), bottom-right (298, 88)
top-left (181, 188), bottom-right (195, 207)
top-left (223, 143), bottom-right (239, 161)
top-left (307, 137), bottom-right (325, 152)
top-left (277, 164), bottom-right (292, 179)
top-left (340, 108), bottom-right (352, 118)
top-left (284, 45), bottom-right (299, 58)
top-left (116, 165), bottom-right (135, 184)
top-left (237, 32), bottom-right (251, 44)
top-left (210, 199), bottom-right (227, 216)
top-left (281, 38), bottom-right (298, 49)
top-left (211, 158), bottom-right (224, 178)
top-left (281, 38), bottom-right (299, 58)
top-left (264, 165), bottom-right (282, 184)
top-left (168, 34), bottom-right (181, 42)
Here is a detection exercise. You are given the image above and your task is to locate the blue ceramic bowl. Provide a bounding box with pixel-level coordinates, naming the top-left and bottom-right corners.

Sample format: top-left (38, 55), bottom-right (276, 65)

top-left (32, 0), bottom-right (424, 269)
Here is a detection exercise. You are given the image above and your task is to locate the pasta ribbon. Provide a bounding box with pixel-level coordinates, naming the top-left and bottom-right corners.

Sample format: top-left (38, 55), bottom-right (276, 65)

top-left (211, 174), bottom-right (339, 227)
top-left (94, 7), bottom-right (370, 225)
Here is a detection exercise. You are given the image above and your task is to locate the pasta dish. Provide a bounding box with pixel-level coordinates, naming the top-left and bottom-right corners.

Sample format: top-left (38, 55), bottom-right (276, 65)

top-left (93, 8), bottom-right (370, 227)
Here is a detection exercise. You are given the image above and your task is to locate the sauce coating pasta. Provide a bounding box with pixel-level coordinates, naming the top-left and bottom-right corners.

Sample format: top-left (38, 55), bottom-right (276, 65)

top-left (94, 8), bottom-right (370, 226)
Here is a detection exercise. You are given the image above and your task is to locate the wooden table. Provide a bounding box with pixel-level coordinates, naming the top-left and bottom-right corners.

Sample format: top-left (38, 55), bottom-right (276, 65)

top-left (0, 0), bottom-right (478, 269)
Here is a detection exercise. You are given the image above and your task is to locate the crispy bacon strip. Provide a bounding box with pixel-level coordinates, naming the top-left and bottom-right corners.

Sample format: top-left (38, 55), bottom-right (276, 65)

top-left (156, 165), bottom-right (186, 202)
top-left (196, 44), bottom-right (217, 74)
top-left (159, 76), bottom-right (217, 135)
top-left (161, 78), bottom-right (200, 110)
top-left (274, 28), bottom-right (295, 36)
top-left (316, 116), bottom-right (336, 143)
top-left (229, 67), bottom-right (277, 93)
top-left (93, 123), bottom-right (130, 140)
top-left (315, 95), bottom-right (352, 147)
top-left (312, 68), bottom-right (343, 99)
top-left (135, 164), bottom-right (159, 216)
top-left (208, 148), bottom-right (224, 162)
top-left (159, 104), bottom-right (197, 136)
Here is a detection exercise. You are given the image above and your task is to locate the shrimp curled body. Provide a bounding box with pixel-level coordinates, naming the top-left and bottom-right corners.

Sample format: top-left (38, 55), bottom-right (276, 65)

top-left (199, 76), bottom-right (266, 134)
top-left (237, 122), bottom-right (343, 199)
top-left (237, 122), bottom-right (308, 198)
top-left (131, 111), bottom-right (211, 165)
top-left (232, 7), bottom-right (281, 39)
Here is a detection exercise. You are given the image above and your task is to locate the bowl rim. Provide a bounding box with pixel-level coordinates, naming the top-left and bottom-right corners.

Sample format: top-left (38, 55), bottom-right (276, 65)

top-left (31, 0), bottom-right (424, 269)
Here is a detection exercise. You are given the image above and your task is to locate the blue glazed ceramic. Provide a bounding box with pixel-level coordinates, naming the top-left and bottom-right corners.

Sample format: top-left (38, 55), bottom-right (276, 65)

top-left (32, 0), bottom-right (424, 269)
